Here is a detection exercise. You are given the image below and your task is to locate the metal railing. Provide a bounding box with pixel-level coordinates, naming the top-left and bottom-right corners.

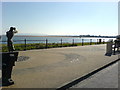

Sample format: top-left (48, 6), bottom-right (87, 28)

top-left (1, 38), bottom-right (106, 52)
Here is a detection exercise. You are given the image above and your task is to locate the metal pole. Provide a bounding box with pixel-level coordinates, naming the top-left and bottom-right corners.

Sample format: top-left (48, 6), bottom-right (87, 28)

top-left (90, 39), bottom-right (92, 45)
top-left (82, 39), bottom-right (84, 46)
top-left (97, 39), bottom-right (98, 44)
top-left (46, 39), bottom-right (48, 48)
top-left (61, 39), bottom-right (62, 47)
top-left (24, 39), bottom-right (26, 51)
top-left (72, 39), bottom-right (74, 46)
top-left (103, 39), bottom-right (105, 44)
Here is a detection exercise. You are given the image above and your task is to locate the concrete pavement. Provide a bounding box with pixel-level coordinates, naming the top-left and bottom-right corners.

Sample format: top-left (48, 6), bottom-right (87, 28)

top-left (70, 61), bottom-right (118, 88)
top-left (3, 44), bottom-right (118, 88)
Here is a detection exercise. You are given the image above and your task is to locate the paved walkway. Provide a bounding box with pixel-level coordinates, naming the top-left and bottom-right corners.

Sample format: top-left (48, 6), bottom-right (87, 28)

top-left (4, 44), bottom-right (118, 88)
top-left (71, 61), bottom-right (118, 88)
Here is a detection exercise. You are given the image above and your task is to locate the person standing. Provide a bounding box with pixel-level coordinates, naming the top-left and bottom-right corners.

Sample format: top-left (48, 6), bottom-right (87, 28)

top-left (6, 27), bottom-right (18, 52)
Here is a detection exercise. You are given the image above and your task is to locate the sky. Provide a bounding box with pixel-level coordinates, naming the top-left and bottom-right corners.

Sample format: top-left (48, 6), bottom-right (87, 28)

top-left (2, 2), bottom-right (118, 36)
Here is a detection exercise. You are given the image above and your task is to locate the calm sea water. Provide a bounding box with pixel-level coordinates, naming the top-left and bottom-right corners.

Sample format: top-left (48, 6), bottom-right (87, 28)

top-left (0, 35), bottom-right (115, 44)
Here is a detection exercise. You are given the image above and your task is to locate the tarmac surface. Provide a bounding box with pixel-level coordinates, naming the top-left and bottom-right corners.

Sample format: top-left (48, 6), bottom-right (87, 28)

top-left (70, 61), bottom-right (118, 88)
top-left (2, 44), bottom-right (118, 88)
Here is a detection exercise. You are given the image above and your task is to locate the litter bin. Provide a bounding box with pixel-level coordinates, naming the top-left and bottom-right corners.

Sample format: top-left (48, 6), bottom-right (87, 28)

top-left (105, 39), bottom-right (113, 56)
top-left (2, 52), bottom-right (19, 86)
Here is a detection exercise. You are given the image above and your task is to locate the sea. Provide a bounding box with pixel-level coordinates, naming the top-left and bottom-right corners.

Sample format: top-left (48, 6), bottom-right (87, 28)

top-left (0, 35), bottom-right (116, 44)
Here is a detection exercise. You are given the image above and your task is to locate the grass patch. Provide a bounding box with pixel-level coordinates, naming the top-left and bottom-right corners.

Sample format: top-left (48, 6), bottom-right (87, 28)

top-left (1, 42), bottom-right (106, 52)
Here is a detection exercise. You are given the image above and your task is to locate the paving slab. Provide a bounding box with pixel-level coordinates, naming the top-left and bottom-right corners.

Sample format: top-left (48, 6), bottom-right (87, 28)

top-left (3, 44), bottom-right (118, 88)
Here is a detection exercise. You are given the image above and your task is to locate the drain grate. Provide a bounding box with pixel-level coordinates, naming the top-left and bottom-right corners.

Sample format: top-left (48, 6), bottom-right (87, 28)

top-left (17, 56), bottom-right (30, 62)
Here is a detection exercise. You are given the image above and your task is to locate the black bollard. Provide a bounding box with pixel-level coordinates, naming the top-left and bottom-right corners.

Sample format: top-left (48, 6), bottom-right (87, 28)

top-left (2, 52), bottom-right (19, 86)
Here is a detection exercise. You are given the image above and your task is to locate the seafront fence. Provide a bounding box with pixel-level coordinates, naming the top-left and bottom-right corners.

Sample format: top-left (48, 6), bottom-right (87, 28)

top-left (1, 38), bottom-right (105, 52)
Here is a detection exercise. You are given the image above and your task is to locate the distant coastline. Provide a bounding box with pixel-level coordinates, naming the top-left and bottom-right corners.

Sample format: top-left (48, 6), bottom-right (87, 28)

top-left (1, 35), bottom-right (116, 38)
top-left (14, 35), bottom-right (117, 38)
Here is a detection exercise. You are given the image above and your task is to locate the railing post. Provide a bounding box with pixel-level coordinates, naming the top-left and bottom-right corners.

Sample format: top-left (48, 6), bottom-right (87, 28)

top-left (72, 39), bottom-right (74, 46)
top-left (90, 39), bottom-right (92, 45)
top-left (99, 39), bottom-right (101, 44)
top-left (97, 39), bottom-right (98, 44)
top-left (46, 39), bottom-right (48, 48)
top-left (82, 39), bottom-right (84, 46)
top-left (61, 39), bottom-right (62, 47)
top-left (24, 39), bottom-right (27, 51)
top-left (103, 39), bottom-right (105, 44)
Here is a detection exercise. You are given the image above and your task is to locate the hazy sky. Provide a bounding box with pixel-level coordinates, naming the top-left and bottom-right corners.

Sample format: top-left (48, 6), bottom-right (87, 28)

top-left (2, 2), bottom-right (118, 36)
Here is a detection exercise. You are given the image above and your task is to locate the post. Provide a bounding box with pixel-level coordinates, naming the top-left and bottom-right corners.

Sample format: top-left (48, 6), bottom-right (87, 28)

top-left (90, 39), bottom-right (92, 45)
top-left (99, 39), bottom-right (101, 44)
top-left (46, 39), bottom-right (48, 48)
top-left (72, 39), bottom-right (74, 46)
top-left (24, 39), bottom-right (27, 51)
top-left (61, 39), bottom-right (62, 47)
top-left (103, 39), bottom-right (105, 44)
top-left (82, 39), bottom-right (84, 46)
top-left (97, 39), bottom-right (98, 44)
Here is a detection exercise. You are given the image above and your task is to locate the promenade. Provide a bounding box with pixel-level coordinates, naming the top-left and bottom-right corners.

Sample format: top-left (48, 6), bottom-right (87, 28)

top-left (71, 61), bottom-right (118, 88)
top-left (6, 44), bottom-right (118, 88)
